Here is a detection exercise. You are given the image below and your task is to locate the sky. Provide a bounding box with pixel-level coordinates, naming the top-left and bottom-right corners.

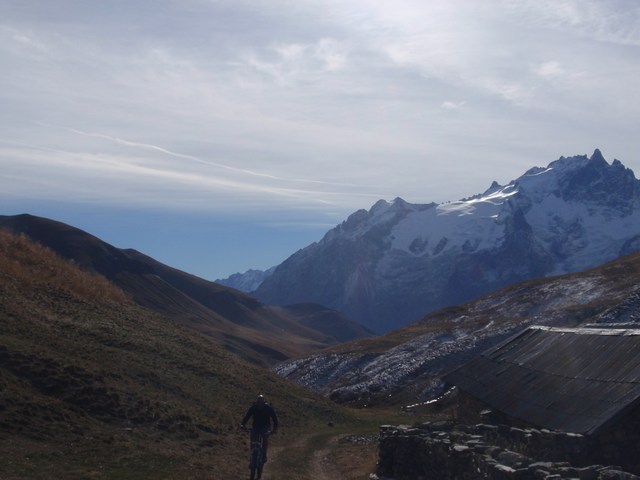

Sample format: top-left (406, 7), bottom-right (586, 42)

top-left (1, 0), bottom-right (639, 280)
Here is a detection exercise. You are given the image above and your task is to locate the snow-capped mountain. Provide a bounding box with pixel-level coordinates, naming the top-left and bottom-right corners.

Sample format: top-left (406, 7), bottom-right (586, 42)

top-left (255, 150), bottom-right (640, 332)
top-left (215, 267), bottom-right (275, 292)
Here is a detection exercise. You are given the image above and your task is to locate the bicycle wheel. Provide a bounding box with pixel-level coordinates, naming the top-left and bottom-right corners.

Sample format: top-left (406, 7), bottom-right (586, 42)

top-left (249, 447), bottom-right (261, 480)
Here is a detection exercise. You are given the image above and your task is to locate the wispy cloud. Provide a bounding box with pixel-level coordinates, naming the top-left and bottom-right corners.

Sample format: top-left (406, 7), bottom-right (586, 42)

top-left (511, 0), bottom-right (640, 46)
top-left (64, 126), bottom-right (366, 188)
top-left (241, 37), bottom-right (350, 88)
top-left (0, 128), bottom-right (384, 214)
top-left (535, 61), bottom-right (565, 79)
top-left (441, 101), bottom-right (466, 110)
top-left (2, 0), bottom-right (639, 213)
top-left (2, 0), bottom-right (638, 277)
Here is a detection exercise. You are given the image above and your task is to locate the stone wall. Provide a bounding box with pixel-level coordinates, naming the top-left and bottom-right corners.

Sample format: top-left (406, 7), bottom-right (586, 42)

top-left (376, 422), bottom-right (640, 480)
top-left (592, 406), bottom-right (640, 475)
top-left (453, 390), bottom-right (640, 474)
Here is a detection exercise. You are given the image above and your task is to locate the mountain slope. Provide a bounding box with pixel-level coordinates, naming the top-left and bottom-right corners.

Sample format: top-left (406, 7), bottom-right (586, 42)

top-left (0, 229), bottom-right (352, 479)
top-left (275, 303), bottom-right (374, 343)
top-left (275, 251), bottom-right (640, 408)
top-left (0, 214), bottom-right (370, 365)
top-left (255, 150), bottom-right (640, 332)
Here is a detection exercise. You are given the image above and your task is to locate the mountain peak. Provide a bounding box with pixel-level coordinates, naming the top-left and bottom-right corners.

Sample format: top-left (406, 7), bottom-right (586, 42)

top-left (549, 150), bottom-right (640, 209)
top-left (255, 150), bottom-right (640, 332)
top-left (590, 148), bottom-right (606, 164)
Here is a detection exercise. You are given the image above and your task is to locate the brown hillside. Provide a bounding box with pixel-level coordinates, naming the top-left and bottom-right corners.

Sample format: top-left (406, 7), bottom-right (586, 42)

top-left (0, 214), bottom-right (371, 366)
top-left (0, 229), bottom-right (351, 479)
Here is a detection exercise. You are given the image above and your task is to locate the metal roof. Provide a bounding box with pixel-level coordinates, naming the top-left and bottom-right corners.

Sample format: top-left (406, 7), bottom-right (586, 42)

top-left (442, 326), bottom-right (640, 435)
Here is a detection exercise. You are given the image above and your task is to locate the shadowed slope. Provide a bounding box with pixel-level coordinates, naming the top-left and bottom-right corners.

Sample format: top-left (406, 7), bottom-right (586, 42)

top-left (276, 252), bottom-right (640, 407)
top-left (277, 303), bottom-right (374, 343)
top-left (0, 214), bottom-right (370, 365)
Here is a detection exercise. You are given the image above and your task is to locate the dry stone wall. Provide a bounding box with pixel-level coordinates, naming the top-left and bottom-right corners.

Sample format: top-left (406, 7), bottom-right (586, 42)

top-left (375, 422), bottom-right (640, 480)
top-left (454, 390), bottom-right (640, 474)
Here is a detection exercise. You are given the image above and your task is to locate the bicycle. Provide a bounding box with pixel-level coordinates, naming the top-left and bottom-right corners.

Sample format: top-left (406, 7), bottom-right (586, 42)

top-left (242, 426), bottom-right (271, 480)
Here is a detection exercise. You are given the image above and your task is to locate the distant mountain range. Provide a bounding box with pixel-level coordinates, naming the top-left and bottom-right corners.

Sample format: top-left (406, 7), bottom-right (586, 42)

top-left (0, 214), bottom-right (372, 365)
top-left (275, 251), bottom-right (640, 407)
top-left (5, 148), bottom-right (640, 417)
top-left (223, 149), bottom-right (640, 332)
top-left (216, 267), bottom-right (276, 292)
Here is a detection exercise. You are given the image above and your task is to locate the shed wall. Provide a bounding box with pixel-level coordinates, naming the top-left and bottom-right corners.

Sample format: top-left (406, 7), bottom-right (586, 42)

top-left (455, 389), bottom-right (640, 474)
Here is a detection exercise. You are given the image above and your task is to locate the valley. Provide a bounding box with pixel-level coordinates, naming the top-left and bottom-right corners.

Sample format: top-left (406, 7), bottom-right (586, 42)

top-left (2, 151), bottom-right (640, 479)
top-left (0, 229), bottom-right (386, 479)
top-left (0, 214), bottom-right (372, 367)
top-left (3, 211), bottom-right (639, 478)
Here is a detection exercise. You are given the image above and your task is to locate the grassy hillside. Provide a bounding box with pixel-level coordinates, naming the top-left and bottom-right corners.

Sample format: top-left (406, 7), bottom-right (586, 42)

top-left (0, 230), bottom-right (364, 479)
top-left (0, 214), bottom-right (371, 367)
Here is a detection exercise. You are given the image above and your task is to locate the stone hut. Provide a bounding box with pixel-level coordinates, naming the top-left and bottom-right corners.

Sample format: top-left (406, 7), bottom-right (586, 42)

top-left (442, 326), bottom-right (640, 474)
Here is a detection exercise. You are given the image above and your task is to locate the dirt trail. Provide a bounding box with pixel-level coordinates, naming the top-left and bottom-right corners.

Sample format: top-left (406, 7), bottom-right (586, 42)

top-left (309, 436), bottom-right (342, 480)
top-left (269, 433), bottom-right (344, 480)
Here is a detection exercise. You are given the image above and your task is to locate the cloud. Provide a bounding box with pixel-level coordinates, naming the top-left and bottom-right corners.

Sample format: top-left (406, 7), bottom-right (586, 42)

top-left (535, 61), bottom-right (564, 79)
top-left (0, 125), bottom-right (385, 216)
top-left (1, 0), bottom-right (639, 217)
top-left (511, 0), bottom-right (640, 46)
top-left (315, 38), bottom-right (350, 71)
top-left (240, 37), bottom-right (350, 88)
top-left (65, 127), bottom-right (366, 188)
top-left (3, 28), bottom-right (48, 54)
top-left (442, 101), bottom-right (466, 110)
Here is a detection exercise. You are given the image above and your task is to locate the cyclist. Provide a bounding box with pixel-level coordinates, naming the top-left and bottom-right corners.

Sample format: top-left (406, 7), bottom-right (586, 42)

top-left (240, 394), bottom-right (279, 463)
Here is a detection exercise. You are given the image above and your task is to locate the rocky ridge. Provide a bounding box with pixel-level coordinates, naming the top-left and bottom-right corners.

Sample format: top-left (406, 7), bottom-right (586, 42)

top-left (274, 252), bottom-right (640, 407)
top-left (256, 150), bottom-right (640, 332)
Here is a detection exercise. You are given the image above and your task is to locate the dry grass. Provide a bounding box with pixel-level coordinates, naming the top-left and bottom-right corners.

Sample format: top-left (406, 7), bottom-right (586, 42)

top-left (0, 229), bottom-right (129, 304)
top-left (0, 228), bottom-right (489, 479)
top-left (0, 229), bottom-right (368, 479)
top-left (265, 409), bottom-right (411, 480)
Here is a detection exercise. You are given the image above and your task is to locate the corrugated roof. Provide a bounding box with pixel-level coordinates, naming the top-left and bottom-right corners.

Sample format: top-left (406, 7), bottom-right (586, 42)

top-left (443, 326), bottom-right (640, 435)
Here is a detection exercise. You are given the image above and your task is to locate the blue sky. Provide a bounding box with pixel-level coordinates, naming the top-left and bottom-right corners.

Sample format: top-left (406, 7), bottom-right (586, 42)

top-left (2, 0), bottom-right (639, 279)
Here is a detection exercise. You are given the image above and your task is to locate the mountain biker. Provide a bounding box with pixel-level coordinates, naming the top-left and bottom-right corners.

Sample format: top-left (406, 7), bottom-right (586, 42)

top-left (240, 394), bottom-right (279, 463)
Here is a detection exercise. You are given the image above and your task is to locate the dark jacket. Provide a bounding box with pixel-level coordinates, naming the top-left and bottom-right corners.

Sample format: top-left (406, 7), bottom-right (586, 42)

top-left (241, 402), bottom-right (279, 431)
